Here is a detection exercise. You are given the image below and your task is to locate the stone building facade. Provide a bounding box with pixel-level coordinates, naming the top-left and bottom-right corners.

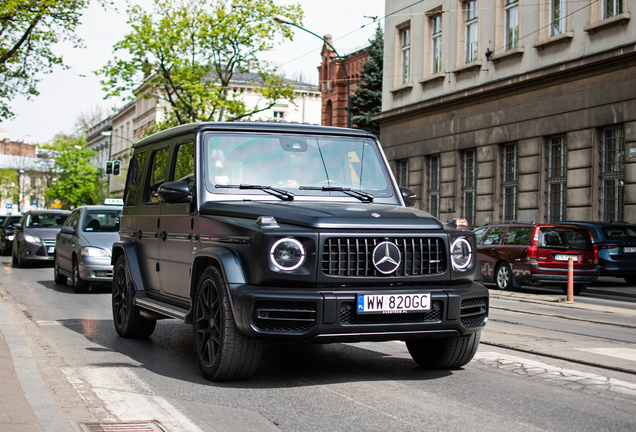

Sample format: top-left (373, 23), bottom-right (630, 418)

top-left (318, 35), bottom-right (370, 127)
top-left (376, 0), bottom-right (633, 227)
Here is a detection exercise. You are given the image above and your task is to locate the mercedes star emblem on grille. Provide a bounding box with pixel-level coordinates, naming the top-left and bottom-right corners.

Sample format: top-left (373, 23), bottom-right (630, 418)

top-left (372, 241), bottom-right (402, 274)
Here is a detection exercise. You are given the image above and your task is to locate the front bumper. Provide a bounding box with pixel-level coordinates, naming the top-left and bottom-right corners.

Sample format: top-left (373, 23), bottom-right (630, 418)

top-left (78, 256), bottom-right (113, 282)
top-left (20, 242), bottom-right (55, 262)
top-left (230, 282), bottom-right (489, 342)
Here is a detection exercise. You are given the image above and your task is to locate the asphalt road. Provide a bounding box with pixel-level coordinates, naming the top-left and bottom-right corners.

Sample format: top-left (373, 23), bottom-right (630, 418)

top-left (1, 256), bottom-right (636, 432)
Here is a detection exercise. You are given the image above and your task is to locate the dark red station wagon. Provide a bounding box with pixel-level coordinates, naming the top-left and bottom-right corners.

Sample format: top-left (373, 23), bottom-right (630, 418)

top-left (474, 221), bottom-right (600, 294)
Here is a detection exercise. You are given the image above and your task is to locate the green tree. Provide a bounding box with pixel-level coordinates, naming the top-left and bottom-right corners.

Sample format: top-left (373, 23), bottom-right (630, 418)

top-left (99, 0), bottom-right (303, 132)
top-left (350, 25), bottom-right (383, 137)
top-left (0, 0), bottom-right (87, 121)
top-left (0, 169), bottom-right (19, 204)
top-left (45, 134), bottom-right (101, 208)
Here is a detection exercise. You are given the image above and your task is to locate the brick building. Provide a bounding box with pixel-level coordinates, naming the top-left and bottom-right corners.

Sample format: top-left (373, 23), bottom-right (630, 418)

top-left (318, 35), bottom-right (370, 127)
top-left (377, 0), bottom-right (633, 227)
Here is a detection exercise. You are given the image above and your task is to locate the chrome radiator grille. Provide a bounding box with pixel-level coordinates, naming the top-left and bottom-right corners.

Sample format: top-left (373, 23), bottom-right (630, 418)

top-left (322, 237), bottom-right (446, 277)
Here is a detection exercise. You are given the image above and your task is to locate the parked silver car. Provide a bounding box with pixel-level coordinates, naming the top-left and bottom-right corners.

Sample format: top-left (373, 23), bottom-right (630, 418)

top-left (12, 210), bottom-right (71, 267)
top-left (54, 205), bottom-right (122, 293)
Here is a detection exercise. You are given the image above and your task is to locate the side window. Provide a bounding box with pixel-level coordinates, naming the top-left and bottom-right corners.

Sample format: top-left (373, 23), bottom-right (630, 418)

top-left (145, 147), bottom-right (170, 204)
top-left (503, 227), bottom-right (532, 245)
top-left (124, 151), bottom-right (147, 206)
top-left (172, 142), bottom-right (195, 195)
top-left (474, 227), bottom-right (488, 244)
top-left (65, 211), bottom-right (80, 231)
top-left (540, 229), bottom-right (565, 247)
top-left (482, 227), bottom-right (507, 245)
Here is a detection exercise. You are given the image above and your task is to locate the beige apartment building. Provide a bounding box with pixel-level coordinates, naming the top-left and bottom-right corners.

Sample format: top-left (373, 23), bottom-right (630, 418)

top-left (377, 0), bottom-right (633, 227)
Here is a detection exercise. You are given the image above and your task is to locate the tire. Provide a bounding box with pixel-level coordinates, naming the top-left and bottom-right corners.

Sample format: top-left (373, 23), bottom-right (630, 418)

top-left (495, 263), bottom-right (513, 290)
top-left (112, 255), bottom-right (156, 338)
top-left (54, 256), bottom-right (68, 285)
top-left (72, 258), bottom-right (90, 293)
top-left (16, 247), bottom-right (26, 268)
top-left (12, 248), bottom-right (17, 265)
top-left (193, 266), bottom-right (262, 381)
top-left (561, 284), bottom-right (587, 295)
top-left (406, 331), bottom-right (481, 369)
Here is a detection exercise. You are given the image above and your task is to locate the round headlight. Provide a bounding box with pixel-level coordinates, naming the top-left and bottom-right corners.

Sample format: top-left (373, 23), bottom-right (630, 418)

top-left (270, 238), bottom-right (305, 271)
top-left (451, 237), bottom-right (472, 271)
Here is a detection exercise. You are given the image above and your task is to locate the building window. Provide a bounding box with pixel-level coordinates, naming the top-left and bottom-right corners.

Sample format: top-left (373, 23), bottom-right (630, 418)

top-left (427, 155), bottom-right (440, 218)
top-left (462, 149), bottom-right (477, 228)
top-left (400, 26), bottom-right (411, 84)
top-left (465, 0), bottom-right (479, 63)
top-left (501, 142), bottom-right (518, 221)
top-left (273, 111), bottom-right (284, 120)
top-left (603, 0), bottom-right (623, 19)
top-left (396, 159), bottom-right (409, 188)
top-left (546, 135), bottom-right (567, 223)
top-left (550, 0), bottom-right (567, 37)
top-left (505, 0), bottom-right (519, 50)
top-left (600, 125), bottom-right (625, 221)
top-left (431, 14), bottom-right (443, 74)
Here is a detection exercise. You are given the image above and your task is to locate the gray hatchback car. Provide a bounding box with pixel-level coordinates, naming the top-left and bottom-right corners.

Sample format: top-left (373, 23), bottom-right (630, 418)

top-left (54, 205), bottom-right (122, 293)
top-left (12, 210), bottom-right (71, 267)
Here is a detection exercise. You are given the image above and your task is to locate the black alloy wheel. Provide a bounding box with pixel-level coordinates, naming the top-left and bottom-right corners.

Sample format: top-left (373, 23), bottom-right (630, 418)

top-left (72, 258), bottom-right (90, 293)
top-left (54, 255), bottom-right (68, 284)
top-left (495, 262), bottom-right (513, 290)
top-left (112, 255), bottom-right (156, 338)
top-left (193, 266), bottom-right (262, 381)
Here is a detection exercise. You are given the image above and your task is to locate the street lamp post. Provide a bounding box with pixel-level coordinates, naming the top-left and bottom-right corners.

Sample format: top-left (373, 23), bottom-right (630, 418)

top-left (274, 17), bottom-right (351, 128)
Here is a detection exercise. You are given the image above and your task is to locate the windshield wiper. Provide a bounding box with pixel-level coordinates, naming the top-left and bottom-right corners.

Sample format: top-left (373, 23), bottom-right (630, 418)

top-left (299, 186), bottom-right (374, 203)
top-left (215, 184), bottom-right (294, 201)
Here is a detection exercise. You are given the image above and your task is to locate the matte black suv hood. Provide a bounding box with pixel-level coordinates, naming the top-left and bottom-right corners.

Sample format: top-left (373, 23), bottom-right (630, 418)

top-left (200, 201), bottom-right (443, 229)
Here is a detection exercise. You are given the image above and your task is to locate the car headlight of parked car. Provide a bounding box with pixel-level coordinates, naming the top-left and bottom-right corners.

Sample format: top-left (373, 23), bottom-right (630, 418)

top-left (24, 235), bottom-right (41, 244)
top-left (81, 247), bottom-right (110, 257)
top-left (7, 235), bottom-right (14, 241)
top-left (451, 237), bottom-right (472, 271)
top-left (270, 238), bottom-right (305, 271)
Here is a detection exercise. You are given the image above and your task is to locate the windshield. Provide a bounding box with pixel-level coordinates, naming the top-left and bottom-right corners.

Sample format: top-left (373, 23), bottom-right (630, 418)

top-left (83, 210), bottom-right (121, 232)
top-left (6, 216), bottom-right (21, 227)
top-left (203, 133), bottom-right (392, 198)
top-left (26, 213), bottom-right (68, 228)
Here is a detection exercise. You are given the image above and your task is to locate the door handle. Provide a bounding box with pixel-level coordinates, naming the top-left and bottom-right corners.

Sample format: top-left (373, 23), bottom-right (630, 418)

top-left (160, 231), bottom-right (167, 241)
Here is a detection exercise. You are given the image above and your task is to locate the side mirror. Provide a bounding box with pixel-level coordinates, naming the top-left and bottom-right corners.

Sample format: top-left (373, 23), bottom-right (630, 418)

top-left (12, 223), bottom-right (22, 230)
top-left (158, 181), bottom-right (191, 203)
top-left (61, 226), bottom-right (75, 235)
top-left (400, 187), bottom-right (417, 207)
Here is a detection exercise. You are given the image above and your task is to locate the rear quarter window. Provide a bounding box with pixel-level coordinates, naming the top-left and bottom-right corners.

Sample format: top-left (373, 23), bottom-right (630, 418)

top-left (503, 227), bottom-right (532, 245)
top-left (602, 226), bottom-right (636, 239)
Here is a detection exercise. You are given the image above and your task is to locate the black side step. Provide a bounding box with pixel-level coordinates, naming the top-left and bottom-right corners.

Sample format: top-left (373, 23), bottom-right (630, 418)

top-left (135, 297), bottom-right (188, 321)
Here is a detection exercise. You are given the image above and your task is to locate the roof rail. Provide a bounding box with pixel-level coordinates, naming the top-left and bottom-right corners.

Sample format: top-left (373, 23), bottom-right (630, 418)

top-left (484, 220), bottom-right (535, 225)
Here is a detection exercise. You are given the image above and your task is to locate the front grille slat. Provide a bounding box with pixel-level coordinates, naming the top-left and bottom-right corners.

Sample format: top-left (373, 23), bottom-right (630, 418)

top-left (322, 237), bottom-right (446, 277)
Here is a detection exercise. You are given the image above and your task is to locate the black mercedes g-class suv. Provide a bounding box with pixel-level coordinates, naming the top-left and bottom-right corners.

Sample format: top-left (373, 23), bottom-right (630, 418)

top-left (112, 122), bottom-right (488, 381)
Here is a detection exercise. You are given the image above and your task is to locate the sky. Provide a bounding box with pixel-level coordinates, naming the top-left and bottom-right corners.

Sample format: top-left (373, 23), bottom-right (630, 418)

top-left (1, 0), bottom-right (385, 144)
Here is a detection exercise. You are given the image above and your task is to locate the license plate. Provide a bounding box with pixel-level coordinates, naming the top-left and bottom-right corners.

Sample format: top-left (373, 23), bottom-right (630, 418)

top-left (555, 254), bottom-right (578, 262)
top-left (357, 293), bottom-right (431, 314)
top-left (624, 247), bottom-right (636, 253)
top-left (47, 247), bottom-right (55, 253)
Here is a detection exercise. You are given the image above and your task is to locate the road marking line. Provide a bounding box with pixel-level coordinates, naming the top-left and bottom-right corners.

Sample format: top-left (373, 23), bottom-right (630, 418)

top-left (577, 347), bottom-right (636, 362)
top-left (474, 351), bottom-right (636, 398)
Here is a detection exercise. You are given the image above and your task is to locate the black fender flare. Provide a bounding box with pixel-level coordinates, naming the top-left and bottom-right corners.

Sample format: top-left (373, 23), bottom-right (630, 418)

top-left (111, 240), bottom-right (147, 298)
top-left (190, 247), bottom-right (247, 325)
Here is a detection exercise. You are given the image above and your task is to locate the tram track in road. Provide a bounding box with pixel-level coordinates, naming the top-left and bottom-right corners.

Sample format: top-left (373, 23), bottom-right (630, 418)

top-left (479, 341), bottom-right (636, 377)
top-left (489, 306), bottom-right (636, 330)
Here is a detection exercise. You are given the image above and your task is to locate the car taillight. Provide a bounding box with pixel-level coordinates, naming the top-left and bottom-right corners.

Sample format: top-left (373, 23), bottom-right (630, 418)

top-left (595, 243), bottom-right (618, 250)
top-left (593, 245), bottom-right (599, 264)
top-left (527, 226), bottom-right (540, 261)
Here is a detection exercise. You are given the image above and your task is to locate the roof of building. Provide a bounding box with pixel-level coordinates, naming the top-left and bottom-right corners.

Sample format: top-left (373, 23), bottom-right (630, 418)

top-left (0, 154), bottom-right (55, 172)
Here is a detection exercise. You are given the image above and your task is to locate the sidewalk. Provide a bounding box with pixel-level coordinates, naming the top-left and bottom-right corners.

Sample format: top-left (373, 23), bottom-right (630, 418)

top-left (0, 294), bottom-right (75, 432)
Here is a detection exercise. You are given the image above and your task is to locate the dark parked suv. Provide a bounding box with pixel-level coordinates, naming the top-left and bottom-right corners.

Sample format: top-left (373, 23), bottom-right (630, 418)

top-left (559, 221), bottom-right (636, 284)
top-left (112, 122), bottom-right (488, 381)
top-left (475, 221), bottom-right (599, 294)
